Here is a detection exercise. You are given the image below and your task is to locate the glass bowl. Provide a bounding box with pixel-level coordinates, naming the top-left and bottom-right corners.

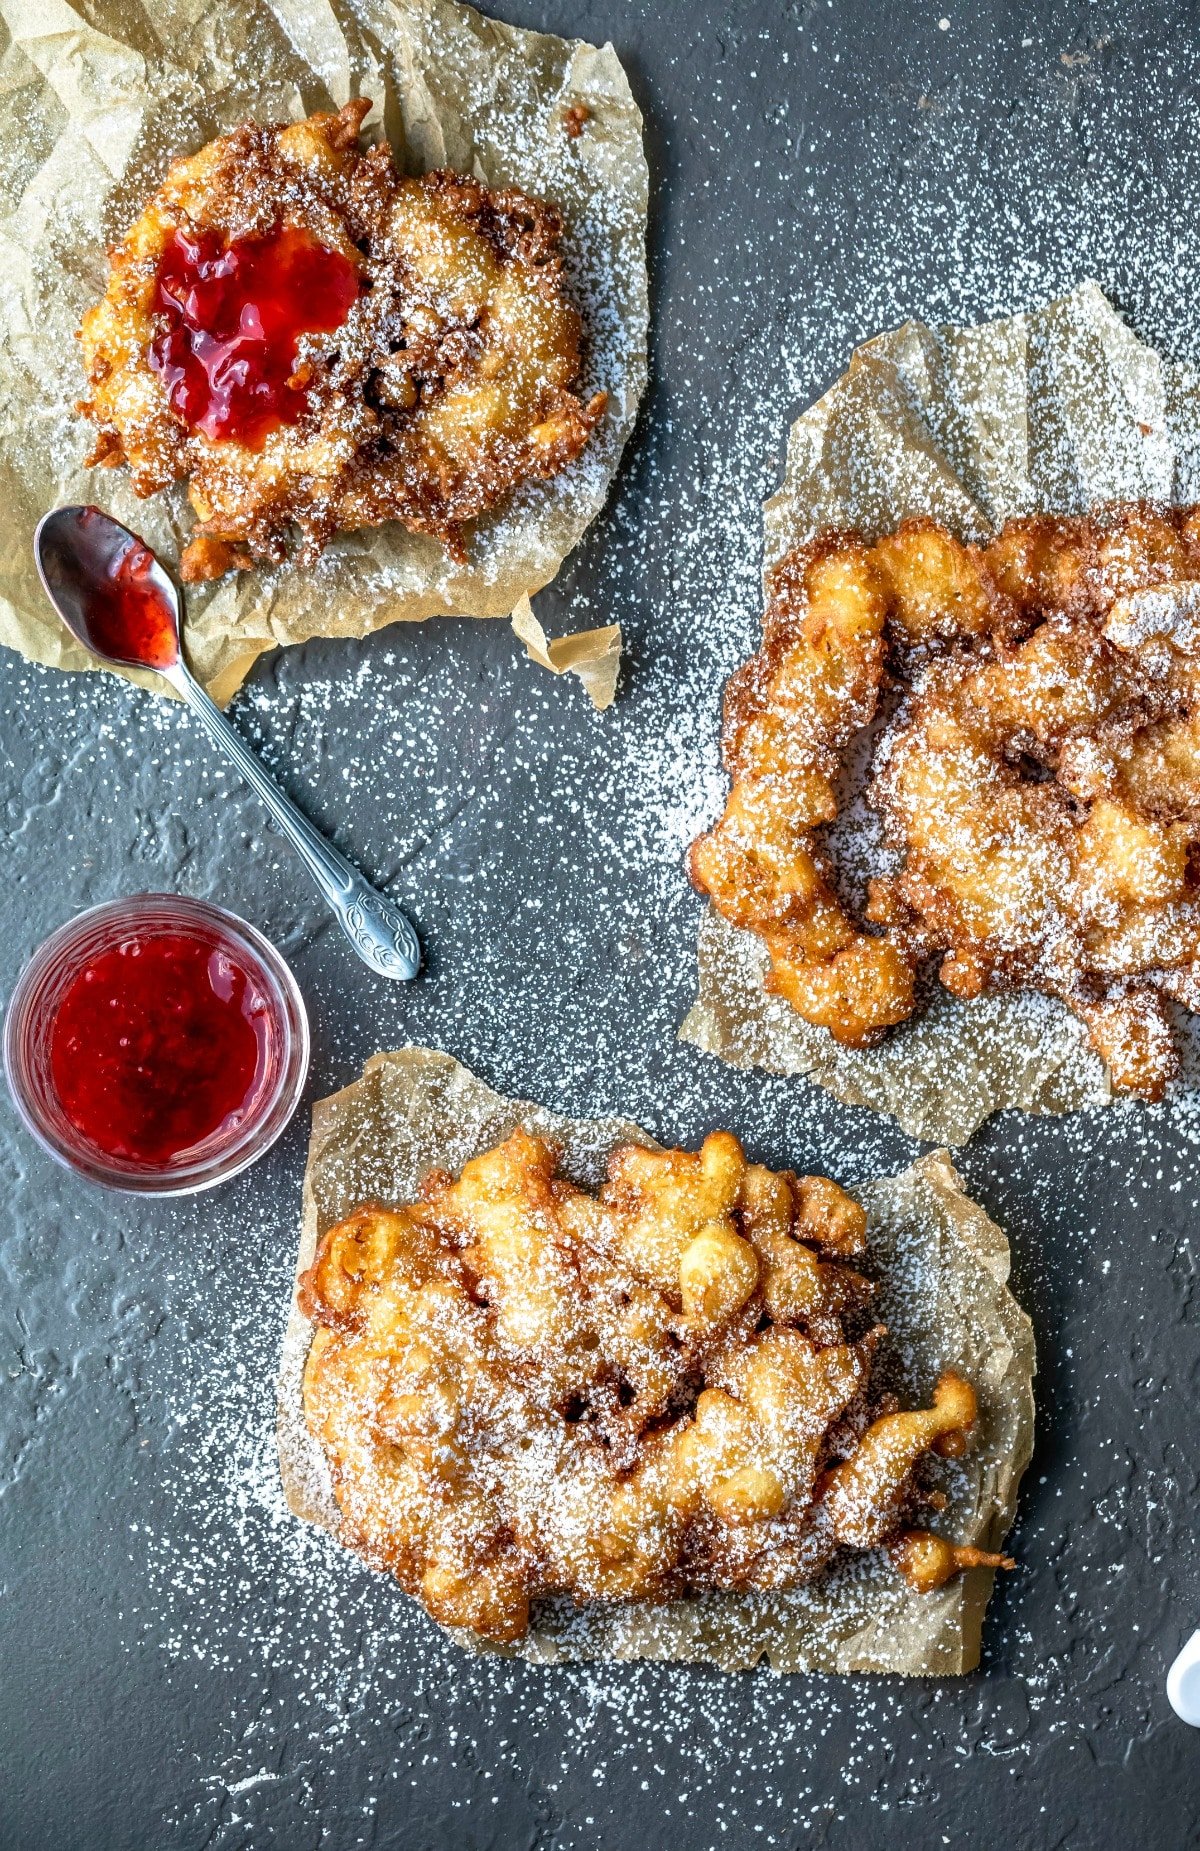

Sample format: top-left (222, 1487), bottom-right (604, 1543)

top-left (3, 894), bottom-right (309, 1194)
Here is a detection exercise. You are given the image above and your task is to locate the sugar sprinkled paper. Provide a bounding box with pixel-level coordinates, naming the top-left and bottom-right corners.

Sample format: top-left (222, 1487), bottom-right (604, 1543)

top-left (682, 282), bottom-right (1200, 1143)
top-left (0, 0), bottom-right (648, 704)
top-left (277, 1046), bottom-right (1035, 1674)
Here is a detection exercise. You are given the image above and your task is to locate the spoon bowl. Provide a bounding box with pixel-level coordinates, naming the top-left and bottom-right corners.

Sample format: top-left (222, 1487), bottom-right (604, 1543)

top-left (35, 505), bottom-right (182, 670)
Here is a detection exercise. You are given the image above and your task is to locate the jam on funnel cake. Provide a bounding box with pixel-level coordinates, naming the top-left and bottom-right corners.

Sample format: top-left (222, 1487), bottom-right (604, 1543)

top-left (79, 101), bottom-right (606, 581)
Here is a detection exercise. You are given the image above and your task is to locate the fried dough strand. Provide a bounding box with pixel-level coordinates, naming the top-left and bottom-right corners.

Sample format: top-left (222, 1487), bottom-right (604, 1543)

top-left (688, 539), bottom-right (917, 1045)
top-left (690, 505), bottom-right (1200, 1098)
top-left (300, 1128), bottom-right (1001, 1642)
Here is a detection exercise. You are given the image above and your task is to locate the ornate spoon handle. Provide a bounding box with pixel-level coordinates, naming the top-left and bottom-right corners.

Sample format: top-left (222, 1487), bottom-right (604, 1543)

top-left (164, 662), bottom-right (420, 980)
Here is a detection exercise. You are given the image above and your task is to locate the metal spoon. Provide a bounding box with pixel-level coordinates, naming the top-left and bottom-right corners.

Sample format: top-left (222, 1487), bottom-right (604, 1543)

top-left (34, 506), bottom-right (420, 981)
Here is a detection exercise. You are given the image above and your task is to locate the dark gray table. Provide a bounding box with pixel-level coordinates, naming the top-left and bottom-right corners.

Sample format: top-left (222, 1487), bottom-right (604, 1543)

top-left (4, 1), bottom-right (1200, 1844)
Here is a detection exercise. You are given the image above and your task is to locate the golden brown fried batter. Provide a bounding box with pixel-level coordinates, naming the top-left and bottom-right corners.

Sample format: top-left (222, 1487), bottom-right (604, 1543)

top-left (690, 504), bottom-right (1200, 1098)
top-left (299, 1126), bottom-right (1003, 1643)
top-left (78, 101), bottom-right (605, 580)
top-left (688, 538), bottom-right (917, 1045)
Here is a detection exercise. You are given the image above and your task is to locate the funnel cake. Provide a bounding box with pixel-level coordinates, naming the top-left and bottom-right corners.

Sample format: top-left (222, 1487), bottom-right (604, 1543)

top-left (78, 100), bottom-right (606, 581)
top-left (298, 1124), bottom-right (1007, 1644)
top-left (690, 504), bottom-right (1200, 1100)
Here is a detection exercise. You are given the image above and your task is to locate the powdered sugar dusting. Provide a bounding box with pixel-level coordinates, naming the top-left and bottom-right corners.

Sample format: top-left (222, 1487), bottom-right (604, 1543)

top-left (7, 3), bottom-right (1200, 1843)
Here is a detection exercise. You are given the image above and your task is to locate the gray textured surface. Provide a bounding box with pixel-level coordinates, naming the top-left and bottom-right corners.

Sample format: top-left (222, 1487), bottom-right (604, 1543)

top-left (4, 0), bottom-right (1200, 1845)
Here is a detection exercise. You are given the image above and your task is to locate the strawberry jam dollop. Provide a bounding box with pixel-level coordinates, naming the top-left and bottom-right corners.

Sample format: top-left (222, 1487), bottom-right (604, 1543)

top-left (85, 531), bottom-right (179, 670)
top-left (149, 224), bottom-right (359, 449)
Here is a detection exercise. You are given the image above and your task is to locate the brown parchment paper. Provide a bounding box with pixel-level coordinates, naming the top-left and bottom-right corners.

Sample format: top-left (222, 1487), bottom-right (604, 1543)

top-left (681, 280), bottom-right (1200, 1143)
top-left (510, 593), bottom-right (621, 710)
top-left (277, 1047), bottom-right (1035, 1674)
top-left (0, 0), bottom-right (648, 706)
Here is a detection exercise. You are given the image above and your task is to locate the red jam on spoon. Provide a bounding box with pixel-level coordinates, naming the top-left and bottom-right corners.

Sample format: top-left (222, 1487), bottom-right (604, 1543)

top-left (149, 224), bottom-right (360, 449)
top-left (49, 931), bottom-right (273, 1166)
top-left (84, 535), bottom-right (180, 669)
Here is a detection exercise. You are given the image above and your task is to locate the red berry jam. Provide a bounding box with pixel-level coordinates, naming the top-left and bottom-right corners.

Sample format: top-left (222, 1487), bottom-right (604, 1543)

top-left (84, 533), bottom-right (179, 670)
top-left (48, 931), bottom-right (273, 1165)
top-left (149, 224), bottom-right (359, 449)
top-left (5, 897), bottom-right (308, 1192)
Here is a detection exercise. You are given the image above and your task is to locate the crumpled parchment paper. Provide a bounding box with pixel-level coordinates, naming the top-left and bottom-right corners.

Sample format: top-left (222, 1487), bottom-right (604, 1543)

top-left (0, 0), bottom-right (648, 705)
top-left (681, 280), bottom-right (1200, 1143)
top-left (510, 593), bottom-right (621, 709)
top-left (277, 1047), bottom-right (1035, 1674)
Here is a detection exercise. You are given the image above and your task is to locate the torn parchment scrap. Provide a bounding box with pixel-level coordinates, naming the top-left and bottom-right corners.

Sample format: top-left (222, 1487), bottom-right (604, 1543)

top-left (511, 594), bottom-right (622, 710)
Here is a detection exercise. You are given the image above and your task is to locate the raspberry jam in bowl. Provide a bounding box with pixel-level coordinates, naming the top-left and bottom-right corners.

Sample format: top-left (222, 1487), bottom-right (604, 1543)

top-left (4, 895), bottom-right (308, 1193)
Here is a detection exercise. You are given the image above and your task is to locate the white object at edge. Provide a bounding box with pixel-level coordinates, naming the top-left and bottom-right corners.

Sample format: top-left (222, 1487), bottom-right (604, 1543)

top-left (1167, 1631), bottom-right (1200, 1725)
